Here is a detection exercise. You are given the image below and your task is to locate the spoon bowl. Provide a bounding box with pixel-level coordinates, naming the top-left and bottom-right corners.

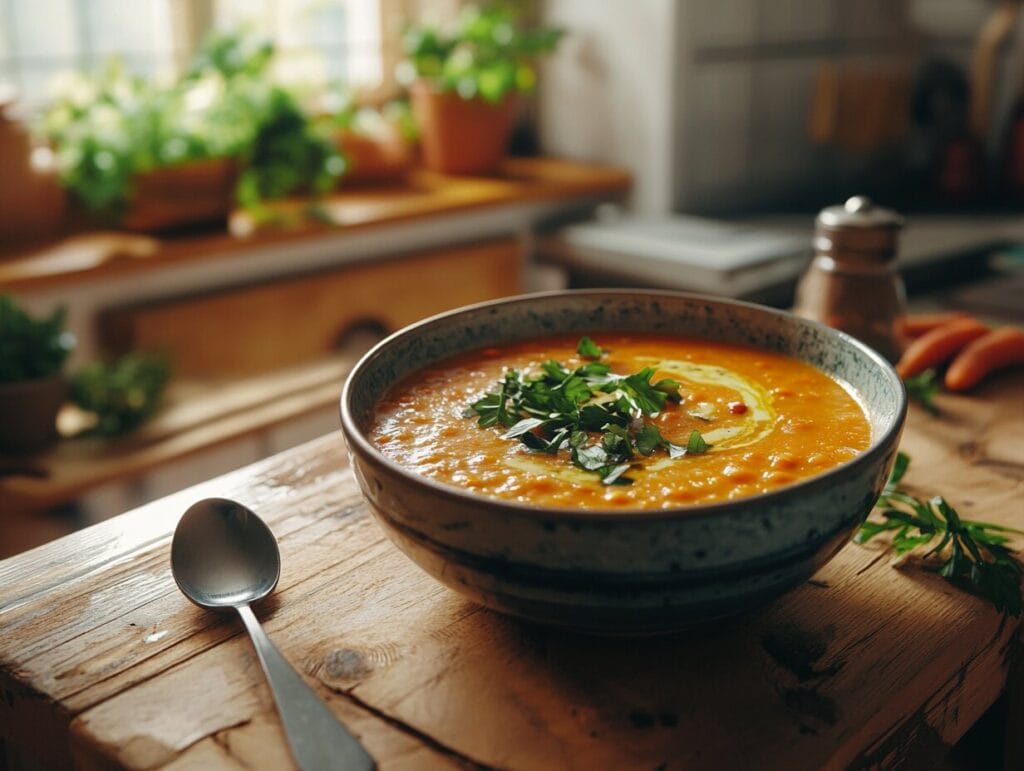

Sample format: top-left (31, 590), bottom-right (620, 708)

top-left (172, 497), bottom-right (280, 609)
top-left (170, 498), bottom-right (375, 771)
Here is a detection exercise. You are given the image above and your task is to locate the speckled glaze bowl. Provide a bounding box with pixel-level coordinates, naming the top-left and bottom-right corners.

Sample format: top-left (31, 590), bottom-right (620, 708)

top-left (340, 290), bottom-right (906, 634)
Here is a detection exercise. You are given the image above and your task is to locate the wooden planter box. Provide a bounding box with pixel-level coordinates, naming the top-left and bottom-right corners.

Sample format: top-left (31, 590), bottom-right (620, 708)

top-left (120, 158), bottom-right (237, 233)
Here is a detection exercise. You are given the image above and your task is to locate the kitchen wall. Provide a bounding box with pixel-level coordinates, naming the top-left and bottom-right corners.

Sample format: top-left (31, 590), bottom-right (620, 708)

top-left (540, 0), bottom-right (1012, 215)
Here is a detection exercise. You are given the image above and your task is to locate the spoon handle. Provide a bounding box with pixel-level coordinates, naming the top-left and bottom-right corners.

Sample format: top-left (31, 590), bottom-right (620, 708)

top-left (236, 604), bottom-right (376, 771)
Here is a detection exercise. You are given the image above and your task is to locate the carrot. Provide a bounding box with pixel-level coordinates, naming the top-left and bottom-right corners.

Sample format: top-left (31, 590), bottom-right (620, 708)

top-left (895, 317), bottom-right (990, 378)
top-left (945, 326), bottom-right (1024, 391)
top-left (898, 312), bottom-right (971, 339)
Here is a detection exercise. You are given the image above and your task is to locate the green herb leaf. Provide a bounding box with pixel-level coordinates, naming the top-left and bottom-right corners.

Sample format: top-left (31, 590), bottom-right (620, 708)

top-left (904, 369), bottom-right (940, 414)
top-left (502, 417), bottom-right (545, 439)
top-left (855, 452), bottom-right (1024, 616)
top-left (561, 375), bottom-right (593, 406)
top-left (623, 367), bottom-right (669, 415)
top-left (576, 362), bottom-right (611, 378)
top-left (576, 336), bottom-right (604, 360)
top-left (541, 359), bottom-right (569, 382)
top-left (635, 423), bottom-right (664, 456)
top-left (470, 392), bottom-right (502, 427)
top-left (653, 378), bottom-right (683, 404)
top-left (573, 443), bottom-right (609, 471)
top-left (888, 450), bottom-right (910, 488)
top-left (686, 430), bottom-right (710, 454)
top-left (600, 463), bottom-right (634, 486)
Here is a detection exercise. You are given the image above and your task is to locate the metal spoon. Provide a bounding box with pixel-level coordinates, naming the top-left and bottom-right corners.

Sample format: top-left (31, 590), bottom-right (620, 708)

top-left (171, 497), bottom-right (376, 771)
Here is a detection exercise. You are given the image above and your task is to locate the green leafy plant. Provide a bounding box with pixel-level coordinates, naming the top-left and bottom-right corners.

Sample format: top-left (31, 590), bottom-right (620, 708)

top-left (467, 337), bottom-right (709, 485)
top-left (235, 86), bottom-right (346, 216)
top-left (70, 353), bottom-right (171, 436)
top-left (0, 295), bottom-right (76, 383)
top-left (399, 3), bottom-right (564, 102)
top-left (39, 30), bottom-right (345, 219)
top-left (326, 89), bottom-right (420, 143)
top-left (855, 451), bottom-right (1023, 616)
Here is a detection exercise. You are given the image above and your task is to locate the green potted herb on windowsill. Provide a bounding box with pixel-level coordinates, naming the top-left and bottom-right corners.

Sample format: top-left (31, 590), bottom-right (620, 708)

top-left (38, 31), bottom-right (345, 232)
top-left (399, 3), bottom-right (563, 175)
top-left (40, 62), bottom-right (241, 233)
top-left (0, 296), bottom-right (75, 454)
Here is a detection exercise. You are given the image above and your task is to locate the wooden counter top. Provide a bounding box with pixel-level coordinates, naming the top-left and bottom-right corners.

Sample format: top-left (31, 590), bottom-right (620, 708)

top-left (0, 158), bottom-right (631, 293)
top-left (2, 373), bottom-right (1023, 770)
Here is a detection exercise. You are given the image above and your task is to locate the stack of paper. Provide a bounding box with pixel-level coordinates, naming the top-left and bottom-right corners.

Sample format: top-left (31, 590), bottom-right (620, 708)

top-left (545, 213), bottom-right (812, 298)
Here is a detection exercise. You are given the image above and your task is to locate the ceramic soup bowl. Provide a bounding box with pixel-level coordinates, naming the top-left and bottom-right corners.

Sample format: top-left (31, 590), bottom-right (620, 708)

top-left (340, 290), bottom-right (906, 634)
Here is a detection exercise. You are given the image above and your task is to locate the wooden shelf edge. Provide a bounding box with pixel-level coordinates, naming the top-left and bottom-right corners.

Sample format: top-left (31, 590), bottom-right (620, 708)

top-left (1, 355), bottom-right (356, 514)
top-left (0, 158), bottom-right (631, 293)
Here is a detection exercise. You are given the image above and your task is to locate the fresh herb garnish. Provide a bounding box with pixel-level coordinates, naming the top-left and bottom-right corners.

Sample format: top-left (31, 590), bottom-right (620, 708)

top-left (468, 338), bottom-right (709, 485)
top-left (686, 430), bottom-right (710, 454)
top-left (904, 369), bottom-right (940, 414)
top-left (855, 451), bottom-right (1023, 616)
top-left (576, 336), bottom-right (604, 360)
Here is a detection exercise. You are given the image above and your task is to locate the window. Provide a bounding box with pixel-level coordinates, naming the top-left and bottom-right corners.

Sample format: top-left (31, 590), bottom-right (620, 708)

top-left (215, 0), bottom-right (383, 89)
top-left (0, 0), bottom-right (390, 108)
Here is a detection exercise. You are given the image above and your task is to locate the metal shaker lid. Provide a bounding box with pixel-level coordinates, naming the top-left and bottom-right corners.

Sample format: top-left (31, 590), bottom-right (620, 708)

top-left (815, 196), bottom-right (903, 258)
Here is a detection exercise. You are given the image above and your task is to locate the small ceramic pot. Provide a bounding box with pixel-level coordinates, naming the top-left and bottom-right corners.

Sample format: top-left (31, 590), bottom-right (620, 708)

top-left (0, 375), bottom-right (67, 454)
top-left (410, 80), bottom-right (517, 175)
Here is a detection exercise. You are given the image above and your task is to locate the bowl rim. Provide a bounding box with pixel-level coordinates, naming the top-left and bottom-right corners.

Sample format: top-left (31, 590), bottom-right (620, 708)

top-left (340, 288), bottom-right (907, 523)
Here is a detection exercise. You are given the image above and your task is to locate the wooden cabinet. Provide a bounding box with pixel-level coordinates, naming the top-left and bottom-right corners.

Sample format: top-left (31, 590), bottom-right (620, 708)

top-left (99, 238), bottom-right (523, 377)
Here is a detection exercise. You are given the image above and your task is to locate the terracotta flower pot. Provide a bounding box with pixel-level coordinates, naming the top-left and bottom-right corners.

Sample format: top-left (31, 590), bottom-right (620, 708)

top-left (0, 101), bottom-right (66, 245)
top-left (410, 81), bottom-right (518, 175)
top-left (0, 375), bottom-right (67, 454)
top-left (336, 128), bottom-right (416, 185)
top-left (120, 158), bottom-right (237, 233)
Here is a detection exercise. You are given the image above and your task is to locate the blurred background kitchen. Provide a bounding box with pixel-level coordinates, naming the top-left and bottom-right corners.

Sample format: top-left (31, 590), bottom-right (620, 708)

top-left (2, 0), bottom-right (1023, 555)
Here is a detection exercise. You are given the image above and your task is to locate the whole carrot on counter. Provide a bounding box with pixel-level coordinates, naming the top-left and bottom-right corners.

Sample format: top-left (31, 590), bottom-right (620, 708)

top-left (945, 327), bottom-right (1024, 391)
top-left (897, 312), bottom-right (971, 340)
top-left (896, 317), bottom-right (990, 379)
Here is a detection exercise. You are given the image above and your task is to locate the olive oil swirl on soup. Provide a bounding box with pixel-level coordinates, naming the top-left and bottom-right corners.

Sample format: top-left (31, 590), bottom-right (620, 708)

top-left (370, 334), bottom-right (871, 509)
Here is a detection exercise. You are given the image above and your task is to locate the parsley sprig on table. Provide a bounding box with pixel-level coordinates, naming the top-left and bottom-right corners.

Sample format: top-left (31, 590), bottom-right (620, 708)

top-left (855, 452), bottom-right (1023, 616)
top-left (468, 337), bottom-right (709, 485)
top-left (903, 369), bottom-right (940, 414)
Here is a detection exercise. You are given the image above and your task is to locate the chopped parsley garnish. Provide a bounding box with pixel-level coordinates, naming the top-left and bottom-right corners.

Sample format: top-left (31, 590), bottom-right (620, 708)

top-left (576, 336), bottom-right (604, 360)
top-left (468, 338), bottom-right (710, 485)
top-left (686, 429), bottom-right (710, 454)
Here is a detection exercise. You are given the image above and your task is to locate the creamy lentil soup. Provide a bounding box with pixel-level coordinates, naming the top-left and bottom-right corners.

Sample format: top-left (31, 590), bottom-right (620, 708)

top-left (369, 334), bottom-right (871, 509)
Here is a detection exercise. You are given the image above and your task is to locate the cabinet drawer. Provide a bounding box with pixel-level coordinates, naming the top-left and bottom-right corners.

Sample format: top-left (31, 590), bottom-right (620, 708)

top-left (100, 238), bottom-right (523, 377)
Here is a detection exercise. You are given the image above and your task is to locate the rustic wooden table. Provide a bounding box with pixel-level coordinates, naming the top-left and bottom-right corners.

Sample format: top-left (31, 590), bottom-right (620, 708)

top-left (2, 373), bottom-right (1023, 770)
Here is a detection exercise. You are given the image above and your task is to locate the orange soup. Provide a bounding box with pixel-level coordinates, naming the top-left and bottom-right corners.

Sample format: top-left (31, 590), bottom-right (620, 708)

top-left (369, 334), bottom-right (871, 509)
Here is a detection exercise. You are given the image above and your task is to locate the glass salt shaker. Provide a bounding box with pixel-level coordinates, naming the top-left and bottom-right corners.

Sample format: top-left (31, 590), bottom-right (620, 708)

top-left (793, 196), bottom-right (906, 362)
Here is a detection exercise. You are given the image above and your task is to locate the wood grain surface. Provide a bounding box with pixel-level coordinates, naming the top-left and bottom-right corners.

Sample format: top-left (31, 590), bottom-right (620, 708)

top-left (2, 372), bottom-right (1023, 770)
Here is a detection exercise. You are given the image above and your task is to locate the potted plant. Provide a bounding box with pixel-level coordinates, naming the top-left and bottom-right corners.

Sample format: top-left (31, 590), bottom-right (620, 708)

top-left (400, 3), bottom-right (563, 175)
top-left (70, 352), bottom-right (170, 437)
top-left (325, 93), bottom-right (418, 185)
top-left (0, 296), bottom-right (75, 453)
top-left (38, 31), bottom-right (345, 232)
top-left (40, 63), bottom-right (240, 232)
